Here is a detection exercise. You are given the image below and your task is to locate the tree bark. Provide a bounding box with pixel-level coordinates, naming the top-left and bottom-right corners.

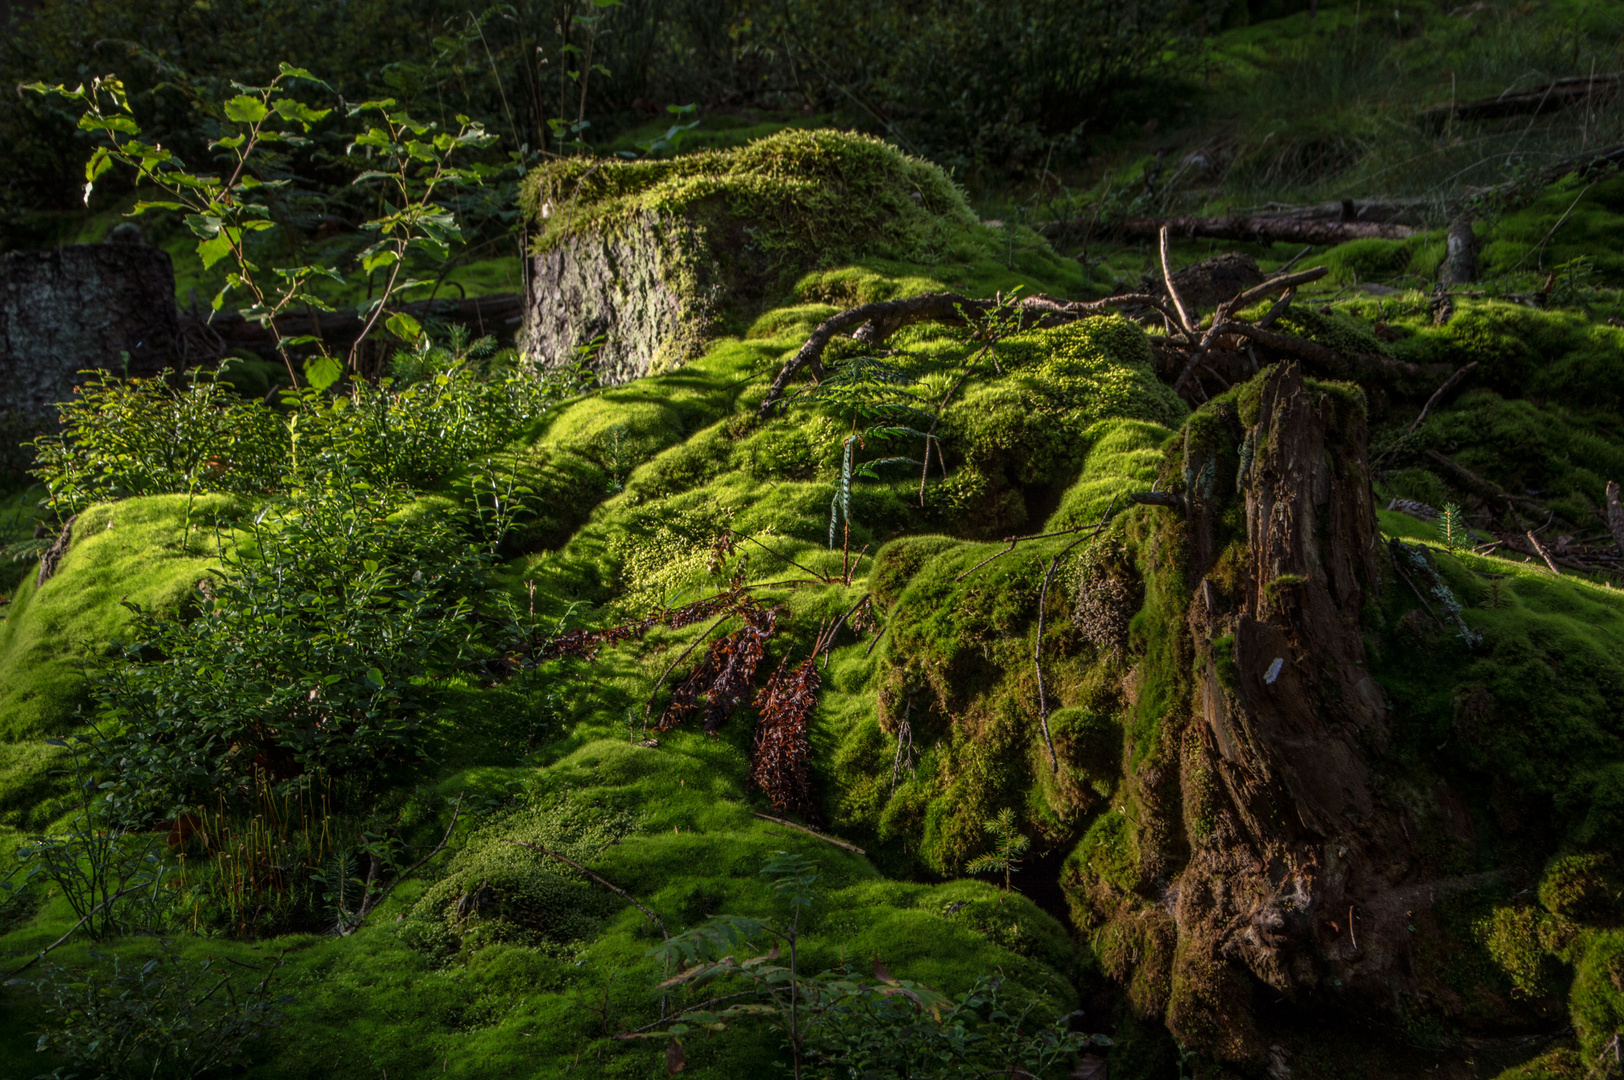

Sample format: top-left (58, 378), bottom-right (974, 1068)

top-left (1163, 362), bottom-right (1419, 1057)
top-left (0, 241), bottom-right (178, 415)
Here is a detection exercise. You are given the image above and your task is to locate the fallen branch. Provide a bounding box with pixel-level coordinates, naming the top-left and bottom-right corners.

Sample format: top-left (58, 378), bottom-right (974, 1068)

top-left (1423, 450), bottom-right (1547, 516)
top-left (749, 811), bottom-right (866, 854)
top-left (1406, 361), bottom-right (1479, 436)
top-left (614, 991), bottom-right (761, 1038)
top-left (4, 882), bottom-right (149, 979)
top-left (1419, 73), bottom-right (1622, 128)
top-left (343, 794), bottom-right (464, 934)
top-left (1214, 320), bottom-right (1439, 385)
top-left (503, 838), bottom-right (668, 938)
top-left (1120, 215), bottom-right (1417, 245)
top-left (643, 610), bottom-right (737, 721)
top-left (1159, 225), bottom-right (1196, 339)
top-left (1526, 530), bottom-right (1563, 576)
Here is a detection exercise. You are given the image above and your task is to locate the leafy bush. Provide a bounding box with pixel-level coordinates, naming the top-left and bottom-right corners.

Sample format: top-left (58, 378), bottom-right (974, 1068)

top-left (32, 329), bottom-right (561, 517)
top-left (31, 372), bottom-right (287, 518)
top-left (7, 940), bottom-right (288, 1080)
top-left (91, 480), bottom-right (490, 820)
top-left (11, 735), bottom-right (182, 940)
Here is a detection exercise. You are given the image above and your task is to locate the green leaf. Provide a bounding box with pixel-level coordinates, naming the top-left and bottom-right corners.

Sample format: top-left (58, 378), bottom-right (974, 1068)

top-left (223, 95), bottom-right (269, 123)
top-left (131, 201), bottom-right (184, 215)
top-left (303, 354), bottom-right (344, 392)
top-left (362, 250), bottom-right (398, 274)
top-left (385, 313), bottom-right (423, 343)
top-left (271, 98), bottom-right (333, 129)
top-left (276, 63), bottom-right (326, 86)
top-left (196, 232), bottom-right (237, 270)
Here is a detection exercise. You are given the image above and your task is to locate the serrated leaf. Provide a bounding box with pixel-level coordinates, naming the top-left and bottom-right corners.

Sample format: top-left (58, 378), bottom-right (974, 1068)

top-left (385, 312), bottom-right (422, 343)
top-left (196, 232), bottom-right (237, 270)
top-left (303, 353), bottom-right (344, 392)
top-left (223, 95), bottom-right (268, 123)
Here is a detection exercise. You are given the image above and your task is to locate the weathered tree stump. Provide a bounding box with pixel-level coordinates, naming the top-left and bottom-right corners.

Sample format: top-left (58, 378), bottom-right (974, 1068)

top-left (519, 212), bottom-right (712, 387)
top-left (0, 237), bottom-right (179, 415)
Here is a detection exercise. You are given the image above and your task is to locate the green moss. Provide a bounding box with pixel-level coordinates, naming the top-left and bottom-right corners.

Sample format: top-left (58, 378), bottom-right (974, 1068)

top-left (1480, 173), bottom-right (1624, 284)
top-left (0, 494), bottom-right (241, 744)
top-left (521, 129), bottom-right (982, 270)
top-left (1319, 233), bottom-right (1446, 287)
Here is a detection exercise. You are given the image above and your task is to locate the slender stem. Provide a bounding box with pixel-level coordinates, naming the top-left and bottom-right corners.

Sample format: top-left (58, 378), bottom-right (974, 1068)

top-left (643, 610), bottom-right (735, 724)
top-left (502, 839), bottom-right (666, 938)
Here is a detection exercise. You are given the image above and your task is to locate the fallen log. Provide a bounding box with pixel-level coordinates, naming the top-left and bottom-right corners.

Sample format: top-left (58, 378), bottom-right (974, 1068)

top-left (1119, 215), bottom-right (1420, 245)
top-left (186, 292), bottom-right (526, 360)
top-left (1419, 73), bottom-right (1622, 128)
top-left (1423, 449), bottom-right (1547, 516)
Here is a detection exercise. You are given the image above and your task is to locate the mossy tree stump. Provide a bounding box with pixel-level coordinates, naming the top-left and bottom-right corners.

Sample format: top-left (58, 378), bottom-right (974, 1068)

top-left (517, 130), bottom-right (983, 386)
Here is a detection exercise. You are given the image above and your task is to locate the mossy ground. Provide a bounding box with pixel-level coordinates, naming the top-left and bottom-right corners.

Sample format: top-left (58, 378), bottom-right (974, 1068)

top-left (0, 203), bottom-right (1124, 1076)
top-left (15, 123), bottom-right (1624, 1080)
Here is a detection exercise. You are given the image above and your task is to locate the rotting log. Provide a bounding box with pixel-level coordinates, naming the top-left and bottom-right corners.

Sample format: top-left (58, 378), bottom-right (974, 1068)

top-left (1418, 73), bottom-right (1622, 128)
top-left (1040, 214), bottom-right (1418, 247)
top-left (1153, 362), bottom-right (1424, 1056)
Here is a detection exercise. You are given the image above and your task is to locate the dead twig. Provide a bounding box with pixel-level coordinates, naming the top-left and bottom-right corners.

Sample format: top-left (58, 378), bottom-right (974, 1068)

top-left (614, 991), bottom-right (761, 1038)
top-left (4, 881), bottom-right (149, 979)
top-left (749, 811), bottom-right (866, 854)
top-left (1159, 225), bottom-right (1196, 340)
top-left (643, 610), bottom-right (737, 722)
top-left (344, 793), bottom-right (465, 934)
top-left (1526, 530), bottom-right (1563, 576)
top-left (503, 839), bottom-right (667, 938)
top-left (741, 534), bottom-right (830, 582)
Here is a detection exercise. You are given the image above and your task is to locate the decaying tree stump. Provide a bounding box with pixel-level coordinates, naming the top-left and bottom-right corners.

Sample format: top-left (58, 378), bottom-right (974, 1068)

top-left (0, 239), bottom-right (179, 415)
top-left (1137, 363), bottom-right (1435, 1057)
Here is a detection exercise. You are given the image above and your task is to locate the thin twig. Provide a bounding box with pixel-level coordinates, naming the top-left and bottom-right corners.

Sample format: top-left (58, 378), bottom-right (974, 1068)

top-left (864, 623), bottom-right (889, 658)
top-left (1159, 225), bottom-right (1195, 339)
top-left (1406, 361), bottom-right (1479, 437)
top-left (503, 839), bottom-right (667, 938)
top-left (749, 812), bottom-right (866, 854)
top-left (644, 610), bottom-right (736, 720)
top-left (614, 991), bottom-right (761, 1038)
top-left (817, 593), bottom-right (873, 661)
top-left (345, 794), bottom-right (465, 934)
top-left (4, 882), bottom-right (149, 979)
top-left (1377, 361), bottom-right (1480, 469)
top-left (741, 534), bottom-right (829, 582)
top-left (1527, 530), bottom-right (1563, 576)
top-left (953, 523), bottom-right (1114, 583)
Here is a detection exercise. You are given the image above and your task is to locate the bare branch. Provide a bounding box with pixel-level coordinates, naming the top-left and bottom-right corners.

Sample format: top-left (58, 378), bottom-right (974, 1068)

top-left (749, 811), bottom-right (866, 854)
top-left (503, 839), bottom-right (667, 938)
